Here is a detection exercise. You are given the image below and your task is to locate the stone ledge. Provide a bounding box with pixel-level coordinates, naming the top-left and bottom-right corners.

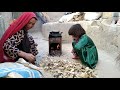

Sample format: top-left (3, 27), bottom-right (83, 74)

top-left (42, 20), bottom-right (120, 54)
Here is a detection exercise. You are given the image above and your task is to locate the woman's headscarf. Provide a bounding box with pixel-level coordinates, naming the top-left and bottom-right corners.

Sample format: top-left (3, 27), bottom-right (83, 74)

top-left (0, 12), bottom-right (37, 63)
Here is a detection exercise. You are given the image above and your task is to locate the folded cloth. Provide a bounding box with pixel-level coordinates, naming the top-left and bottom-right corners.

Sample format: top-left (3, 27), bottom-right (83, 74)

top-left (0, 61), bottom-right (43, 78)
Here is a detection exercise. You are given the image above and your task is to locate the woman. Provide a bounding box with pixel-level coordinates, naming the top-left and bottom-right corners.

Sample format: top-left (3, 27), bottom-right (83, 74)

top-left (0, 12), bottom-right (38, 64)
top-left (68, 24), bottom-right (98, 69)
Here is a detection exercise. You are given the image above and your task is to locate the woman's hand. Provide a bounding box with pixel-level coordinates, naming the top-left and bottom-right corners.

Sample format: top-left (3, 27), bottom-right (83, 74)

top-left (18, 51), bottom-right (36, 63)
top-left (24, 53), bottom-right (36, 63)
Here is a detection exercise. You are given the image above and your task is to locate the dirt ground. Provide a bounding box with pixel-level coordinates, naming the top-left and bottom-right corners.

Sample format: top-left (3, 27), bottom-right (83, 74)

top-left (29, 30), bottom-right (120, 78)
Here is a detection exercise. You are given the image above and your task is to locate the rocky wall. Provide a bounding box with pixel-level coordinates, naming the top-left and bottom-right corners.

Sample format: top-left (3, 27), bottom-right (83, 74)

top-left (42, 19), bottom-right (120, 55)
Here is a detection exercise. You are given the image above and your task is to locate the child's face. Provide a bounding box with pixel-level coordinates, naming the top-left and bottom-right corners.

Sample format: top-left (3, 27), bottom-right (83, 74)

top-left (71, 35), bottom-right (79, 41)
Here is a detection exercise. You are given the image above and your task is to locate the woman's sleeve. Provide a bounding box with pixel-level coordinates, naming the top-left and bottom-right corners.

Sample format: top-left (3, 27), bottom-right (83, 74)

top-left (27, 34), bottom-right (38, 56)
top-left (3, 30), bottom-right (24, 59)
top-left (74, 35), bottom-right (88, 50)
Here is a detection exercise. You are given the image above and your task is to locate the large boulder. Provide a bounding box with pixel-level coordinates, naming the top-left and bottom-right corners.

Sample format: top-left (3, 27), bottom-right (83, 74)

top-left (102, 12), bottom-right (113, 19)
top-left (58, 12), bottom-right (84, 23)
top-left (84, 12), bottom-right (102, 21)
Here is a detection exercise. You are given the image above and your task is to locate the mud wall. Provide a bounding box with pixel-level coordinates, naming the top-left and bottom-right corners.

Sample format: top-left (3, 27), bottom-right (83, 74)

top-left (42, 19), bottom-right (120, 55)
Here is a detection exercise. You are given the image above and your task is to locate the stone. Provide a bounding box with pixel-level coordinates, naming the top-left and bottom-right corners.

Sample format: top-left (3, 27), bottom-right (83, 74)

top-left (84, 12), bottom-right (102, 21)
top-left (39, 56), bottom-right (98, 78)
top-left (102, 12), bottom-right (113, 19)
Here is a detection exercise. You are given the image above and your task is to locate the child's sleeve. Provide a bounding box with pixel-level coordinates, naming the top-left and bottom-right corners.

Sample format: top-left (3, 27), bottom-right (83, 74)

top-left (74, 35), bottom-right (88, 50)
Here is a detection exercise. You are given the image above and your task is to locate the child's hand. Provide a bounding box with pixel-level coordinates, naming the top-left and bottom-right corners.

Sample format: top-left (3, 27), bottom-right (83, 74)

top-left (71, 49), bottom-right (79, 59)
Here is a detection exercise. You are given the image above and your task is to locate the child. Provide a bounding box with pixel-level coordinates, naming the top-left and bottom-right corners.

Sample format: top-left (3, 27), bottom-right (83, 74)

top-left (68, 24), bottom-right (98, 69)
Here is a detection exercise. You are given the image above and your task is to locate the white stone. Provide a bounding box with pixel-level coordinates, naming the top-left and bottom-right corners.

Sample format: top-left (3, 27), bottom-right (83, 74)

top-left (84, 12), bottom-right (102, 21)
